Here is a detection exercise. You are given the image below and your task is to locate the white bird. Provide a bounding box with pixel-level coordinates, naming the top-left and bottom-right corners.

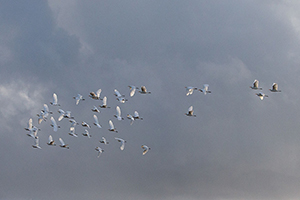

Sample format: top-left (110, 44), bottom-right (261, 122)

top-left (82, 129), bottom-right (91, 138)
top-left (115, 137), bottom-right (126, 150)
top-left (141, 145), bottom-right (151, 155)
top-left (37, 111), bottom-right (46, 124)
top-left (127, 114), bottom-right (134, 125)
top-left (108, 120), bottom-right (118, 133)
top-left (269, 83), bottom-right (281, 92)
top-left (250, 79), bottom-right (262, 90)
top-left (185, 86), bottom-right (197, 96)
top-left (58, 109), bottom-right (73, 121)
top-left (27, 128), bottom-right (38, 139)
top-left (50, 116), bottom-right (60, 132)
top-left (199, 84), bottom-right (211, 95)
top-left (73, 94), bottom-right (85, 105)
top-left (59, 138), bottom-right (69, 149)
top-left (42, 104), bottom-right (52, 118)
top-left (50, 93), bottom-right (60, 106)
top-left (24, 118), bottom-right (33, 131)
top-left (185, 106), bottom-right (196, 117)
top-left (69, 119), bottom-right (79, 127)
top-left (89, 89), bottom-right (102, 100)
top-left (256, 92), bottom-right (268, 100)
top-left (114, 89), bottom-right (127, 103)
top-left (95, 147), bottom-right (104, 158)
top-left (81, 121), bottom-right (91, 129)
top-left (128, 85), bottom-right (139, 97)
top-left (99, 96), bottom-right (110, 108)
top-left (99, 137), bottom-right (109, 145)
top-left (47, 135), bottom-right (56, 146)
top-left (139, 86), bottom-right (151, 94)
top-left (133, 111), bottom-right (143, 120)
top-left (68, 126), bottom-right (78, 137)
top-left (93, 114), bottom-right (102, 128)
top-left (32, 137), bottom-right (42, 149)
top-left (91, 105), bottom-right (100, 113)
top-left (114, 106), bottom-right (124, 121)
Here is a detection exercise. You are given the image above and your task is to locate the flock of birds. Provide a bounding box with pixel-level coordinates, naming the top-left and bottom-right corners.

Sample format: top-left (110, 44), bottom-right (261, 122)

top-left (24, 80), bottom-right (280, 158)
top-left (24, 86), bottom-right (152, 158)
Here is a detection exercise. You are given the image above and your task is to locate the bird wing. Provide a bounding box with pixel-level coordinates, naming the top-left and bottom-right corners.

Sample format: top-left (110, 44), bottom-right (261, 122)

top-left (43, 104), bottom-right (49, 112)
top-left (50, 117), bottom-right (58, 132)
top-left (272, 83), bottom-right (278, 91)
top-left (28, 118), bottom-right (33, 129)
top-left (114, 89), bottom-right (121, 97)
top-left (53, 93), bottom-right (58, 104)
top-left (253, 80), bottom-right (258, 88)
top-left (116, 106), bottom-right (121, 117)
top-left (48, 135), bottom-right (53, 143)
top-left (130, 87), bottom-right (136, 97)
top-left (59, 138), bottom-right (65, 146)
top-left (134, 111), bottom-right (139, 118)
top-left (102, 96), bottom-right (107, 106)
top-left (93, 114), bottom-right (99, 124)
top-left (188, 106), bottom-right (193, 112)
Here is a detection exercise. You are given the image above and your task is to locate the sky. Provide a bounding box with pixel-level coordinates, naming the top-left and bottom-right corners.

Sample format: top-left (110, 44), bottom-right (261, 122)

top-left (1, 0), bottom-right (300, 199)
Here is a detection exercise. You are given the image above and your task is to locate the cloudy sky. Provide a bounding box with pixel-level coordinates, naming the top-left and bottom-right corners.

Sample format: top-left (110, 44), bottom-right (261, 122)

top-left (2, 0), bottom-right (300, 199)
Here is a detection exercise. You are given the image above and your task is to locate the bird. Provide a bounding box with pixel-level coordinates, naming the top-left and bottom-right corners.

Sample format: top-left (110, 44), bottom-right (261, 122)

top-left (82, 129), bottom-right (91, 138)
top-left (128, 85), bottom-right (139, 97)
top-left (41, 104), bottom-right (52, 118)
top-left (59, 138), bottom-right (69, 149)
top-left (99, 96), bottom-right (110, 108)
top-left (139, 86), bottom-right (151, 94)
top-left (47, 135), bottom-right (56, 146)
top-left (58, 109), bottom-right (73, 121)
top-left (95, 147), bottom-right (104, 158)
top-left (108, 120), bottom-right (118, 133)
top-left (250, 79), bottom-right (262, 90)
top-left (91, 105), bottom-right (100, 113)
top-left (37, 111), bottom-right (46, 124)
top-left (269, 83), bottom-right (281, 92)
top-left (199, 84), bottom-right (211, 95)
top-left (73, 94), bottom-right (85, 105)
top-left (133, 111), bottom-right (143, 120)
top-left (50, 116), bottom-right (60, 132)
top-left (115, 137), bottom-right (126, 150)
top-left (27, 128), bottom-right (38, 139)
top-left (99, 137), bottom-right (109, 145)
top-left (114, 106), bottom-right (124, 121)
top-left (141, 145), bottom-right (151, 155)
top-left (89, 89), bottom-right (102, 100)
top-left (127, 114), bottom-right (134, 125)
top-left (32, 137), bottom-right (42, 149)
top-left (81, 121), bottom-right (91, 129)
top-left (68, 126), bottom-right (78, 137)
top-left (93, 114), bottom-right (102, 128)
top-left (69, 119), bottom-right (79, 127)
top-left (185, 86), bottom-right (197, 96)
top-left (256, 92), bottom-right (268, 100)
top-left (185, 106), bottom-right (196, 117)
top-left (50, 93), bottom-right (60, 106)
top-left (114, 89), bottom-right (127, 103)
top-left (25, 118), bottom-right (36, 131)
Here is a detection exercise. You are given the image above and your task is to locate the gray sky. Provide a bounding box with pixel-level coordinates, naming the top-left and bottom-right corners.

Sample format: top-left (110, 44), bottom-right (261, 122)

top-left (1, 0), bottom-right (300, 199)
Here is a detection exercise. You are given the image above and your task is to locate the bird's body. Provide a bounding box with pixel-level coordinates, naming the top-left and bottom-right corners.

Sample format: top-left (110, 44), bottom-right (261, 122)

top-left (185, 106), bottom-right (196, 117)
top-left (99, 137), bottom-right (109, 145)
top-left (141, 145), bottom-right (150, 155)
top-left (199, 84), bottom-right (211, 95)
top-left (115, 137), bottom-right (126, 150)
top-left (269, 83), bottom-right (281, 92)
top-left (27, 128), bottom-right (38, 139)
top-left (114, 89), bottom-right (127, 103)
top-left (139, 86), bottom-right (151, 94)
top-left (93, 114), bottom-right (102, 128)
top-left (108, 120), bottom-right (118, 133)
top-left (82, 129), bottom-right (91, 138)
top-left (32, 138), bottom-right (42, 149)
top-left (185, 86), bottom-right (197, 96)
top-left (256, 92), bottom-right (268, 100)
top-left (89, 89), bottom-right (102, 100)
top-left (68, 126), bottom-right (78, 137)
top-left (128, 85), bottom-right (139, 97)
top-left (95, 147), bottom-right (104, 158)
top-left (81, 121), bottom-right (91, 129)
top-left (58, 109), bottom-right (73, 121)
top-left (73, 94), bottom-right (85, 105)
top-left (99, 96), bottom-right (110, 108)
top-left (114, 106), bottom-right (124, 121)
top-left (47, 135), bottom-right (56, 146)
top-left (250, 80), bottom-right (262, 90)
top-left (50, 93), bottom-right (60, 106)
top-left (133, 111), bottom-right (143, 120)
top-left (91, 105), bottom-right (100, 113)
top-left (59, 138), bottom-right (69, 149)
top-left (69, 119), bottom-right (79, 127)
top-left (50, 116), bottom-right (60, 132)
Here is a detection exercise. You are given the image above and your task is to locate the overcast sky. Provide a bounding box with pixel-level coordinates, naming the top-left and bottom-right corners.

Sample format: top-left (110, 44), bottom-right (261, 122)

top-left (1, 0), bottom-right (300, 199)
